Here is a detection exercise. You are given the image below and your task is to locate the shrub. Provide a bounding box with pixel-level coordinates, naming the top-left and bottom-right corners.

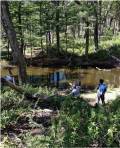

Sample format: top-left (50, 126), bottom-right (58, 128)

top-left (48, 96), bottom-right (120, 147)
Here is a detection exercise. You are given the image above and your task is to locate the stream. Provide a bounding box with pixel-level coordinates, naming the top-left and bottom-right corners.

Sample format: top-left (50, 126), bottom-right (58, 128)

top-left (1, 66), bottom-right (120, 89)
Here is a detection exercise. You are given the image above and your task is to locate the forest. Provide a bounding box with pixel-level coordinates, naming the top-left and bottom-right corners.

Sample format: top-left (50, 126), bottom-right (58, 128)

top-left (1, 0), bottom-right (120, 147)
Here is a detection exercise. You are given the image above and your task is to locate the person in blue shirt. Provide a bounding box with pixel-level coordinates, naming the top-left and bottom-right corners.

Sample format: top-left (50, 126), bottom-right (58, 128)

top-left (97, 79), bottom-right (107, 105)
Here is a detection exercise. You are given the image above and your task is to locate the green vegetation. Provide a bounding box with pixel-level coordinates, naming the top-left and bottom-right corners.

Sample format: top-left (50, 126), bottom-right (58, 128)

top-left (48, 97), bottom-right (120, 147)
top-left (1, 86), bottom-right (120, 147)
top-left (1, 1), bottom-right (120, 147)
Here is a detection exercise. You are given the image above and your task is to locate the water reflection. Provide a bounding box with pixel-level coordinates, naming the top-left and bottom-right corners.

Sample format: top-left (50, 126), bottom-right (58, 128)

top-left (50, 71), bottom-right (66, 87)
top-left (1, 67), bottom-right (120, 89)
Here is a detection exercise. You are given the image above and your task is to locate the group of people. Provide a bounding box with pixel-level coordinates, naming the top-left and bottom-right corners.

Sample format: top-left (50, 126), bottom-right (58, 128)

top-left (3, 67), bottom-right (107, 105)
top-left (71, 79), bottom-right (107, 105)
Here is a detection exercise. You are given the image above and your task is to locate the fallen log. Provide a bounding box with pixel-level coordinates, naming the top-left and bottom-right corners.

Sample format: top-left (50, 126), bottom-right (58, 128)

top-left (2, 78), bottom-right (35, 100)
top-left (2, 78), bottom-right (25, 94)
top-left (111, 55), bottom-right (120, 63)
top-left (2, 78), bottom-right (57, 100)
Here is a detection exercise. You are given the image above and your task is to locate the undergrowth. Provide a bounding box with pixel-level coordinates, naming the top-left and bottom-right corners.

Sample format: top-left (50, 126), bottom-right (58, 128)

top-left (1, 85), bottom-right (120, 147)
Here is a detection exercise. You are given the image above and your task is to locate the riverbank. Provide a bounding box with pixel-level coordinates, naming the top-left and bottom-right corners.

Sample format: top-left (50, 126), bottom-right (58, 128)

top-left (1, 43), bottom-right (120, 69)
top-left (26, 46), bottom-right (120, 68)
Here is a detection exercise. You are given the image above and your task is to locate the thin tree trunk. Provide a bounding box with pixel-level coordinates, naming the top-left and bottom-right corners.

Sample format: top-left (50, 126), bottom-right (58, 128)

top-left (18, 2), bottom-right (24, 54)
top-left (110, 17), bottom-right (113, 27)
top-left (52, 32), bottom-right (54, 44)
top-left (71, 26), bottom-right (76, 39)
top-left (56, 72), bottom-right (60, 88)
top-left (1, 1), bottom-right (26, 84)
top-left (46, 32), bottom-right (48, 53)
top-left (113, 20), bottom-right (115, 35)
top-left (48, 30), bottom-right (51, 47)
top-left (24, 44), bottom-right (26, 56)
top-left (99, 0), bottom-right (102, 40)
top-left (65, 10), bottom-right (67, 52)
top-left (46, 30), bottom-right (51, 49)
top-left (72, 40), bottom-right (75, 54)
top-left (78, 23), bottom-right (80, 38)
top-left (7, 40), bottom-right (10, 60)
top-left (119, 20), bottom-right (120, 32)
top-left (55, 1), bottom-right (60, 53)
top-left (39, 2), bottom-right (43, 50)
top-left (85, 20), bottom-right (89, 60)
top-left (94, 1), bottom-right (99, 51)
top-left (30, 24), bottom-right (32, 63)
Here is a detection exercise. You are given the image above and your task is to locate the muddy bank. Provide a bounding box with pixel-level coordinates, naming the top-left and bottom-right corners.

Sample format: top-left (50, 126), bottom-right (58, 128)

top-left (26, 55), bottom-right (120, 69)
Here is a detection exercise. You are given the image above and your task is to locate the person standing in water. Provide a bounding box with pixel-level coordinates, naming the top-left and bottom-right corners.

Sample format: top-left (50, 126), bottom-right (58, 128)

top-left (97, 79), bottom-right (107, 105)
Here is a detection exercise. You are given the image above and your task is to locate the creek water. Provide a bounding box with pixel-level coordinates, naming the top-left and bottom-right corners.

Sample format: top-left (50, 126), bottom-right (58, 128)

top-left (1, 66), bottom-right (120, 89)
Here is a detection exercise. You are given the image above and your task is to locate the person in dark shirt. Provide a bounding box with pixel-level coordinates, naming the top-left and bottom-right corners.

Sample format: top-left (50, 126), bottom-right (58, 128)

top-left (97, 79), bottom-right (107, 105)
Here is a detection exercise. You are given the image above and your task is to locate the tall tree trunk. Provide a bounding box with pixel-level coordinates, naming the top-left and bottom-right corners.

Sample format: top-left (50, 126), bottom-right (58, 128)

top-left (23, 44), bottom-right (26, 56)
top-left (113, 20), bottom-right (116, 35)
top-left (110, 17), bottom-right (113, 27)
top-left (56, 72), bottom-right (60, 88)
top-left (7, 40), bottom-right (10, 60)
top-left (119, 20), bottom-right (120, 32)
top-left (46, 28), bottom-right (51, 49)
top-left (55, 1), bottom-right (60, 53)
top-left (39, 2), bottom-right (43, 50)
top-left (18, 2), bottom-right (24, 54)
top-left (85, 20), bottom-right (89, 60)
top-left (65, 9), bottom-right (67, 52)
top-left (30, 23), bottom-right (32, 63)
top-left (78, 23), bottom-right (80, 38)
top-left (99, 0), bottom-right (102, 39)
top-left (1, 1), bottom-right (26, 83)
top-left (46, 32), bottom-right (48, 53)
top-left (48, 30), bottom-right (51, 47)
top-left (71, 26), bottom-right (76, 39)
top-left (52, 32), bottom-right (54, 44)
top-left (94, 1), bottom-right (99, 51)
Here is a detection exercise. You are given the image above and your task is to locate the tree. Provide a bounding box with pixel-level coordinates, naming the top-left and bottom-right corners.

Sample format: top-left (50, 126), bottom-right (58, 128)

top-left (18, 1), bottom-right (24, 54)
top-left (64, 2), bottom-right (68, 52)
top-left (54, 1), bottom-right (60, 52)
top-left (85, 20), bottom-right (89, 60)
top-left (1, 1), bottom-right (26, 84)
top-left (93, 1), bottom-right (99, 51)
top-left (2, 0), bottom-right (120, 66)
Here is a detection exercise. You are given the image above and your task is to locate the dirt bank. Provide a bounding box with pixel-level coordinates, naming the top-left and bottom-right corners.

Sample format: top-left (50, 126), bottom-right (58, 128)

top-left (26, 53), bottom-right (120, 69)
